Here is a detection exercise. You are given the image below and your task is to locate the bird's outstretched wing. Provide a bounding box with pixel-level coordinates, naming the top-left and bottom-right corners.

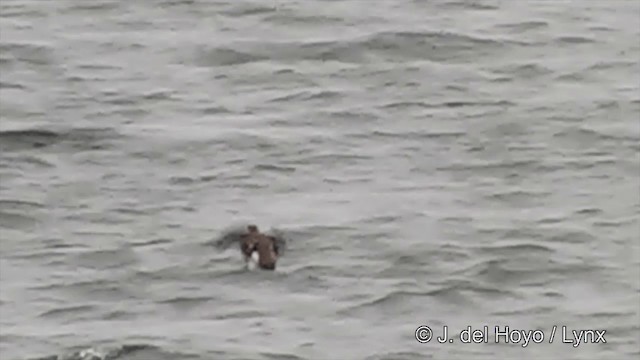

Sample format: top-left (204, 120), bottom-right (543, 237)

top-left (214, 227), bottom-right (249, 250)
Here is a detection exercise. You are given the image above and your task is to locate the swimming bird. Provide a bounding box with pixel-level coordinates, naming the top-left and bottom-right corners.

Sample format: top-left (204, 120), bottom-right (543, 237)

top-left (214, 224), bottom-right (286, 271)
top-left (240, 225), bottom-right (281, 270)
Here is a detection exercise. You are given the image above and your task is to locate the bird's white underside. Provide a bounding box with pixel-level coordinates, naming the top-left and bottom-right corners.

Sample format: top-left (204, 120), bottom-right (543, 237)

top-left (247, 251), bottom-right (260, 270)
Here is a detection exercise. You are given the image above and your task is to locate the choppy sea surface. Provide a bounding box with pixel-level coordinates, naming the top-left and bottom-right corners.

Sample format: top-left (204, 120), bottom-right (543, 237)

top-left (1, 0), bottom-right (639, 359)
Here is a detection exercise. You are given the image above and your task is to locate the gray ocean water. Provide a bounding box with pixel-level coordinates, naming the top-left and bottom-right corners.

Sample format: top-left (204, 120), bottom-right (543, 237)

top-left (1, 0), bottom-right (639, 359)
